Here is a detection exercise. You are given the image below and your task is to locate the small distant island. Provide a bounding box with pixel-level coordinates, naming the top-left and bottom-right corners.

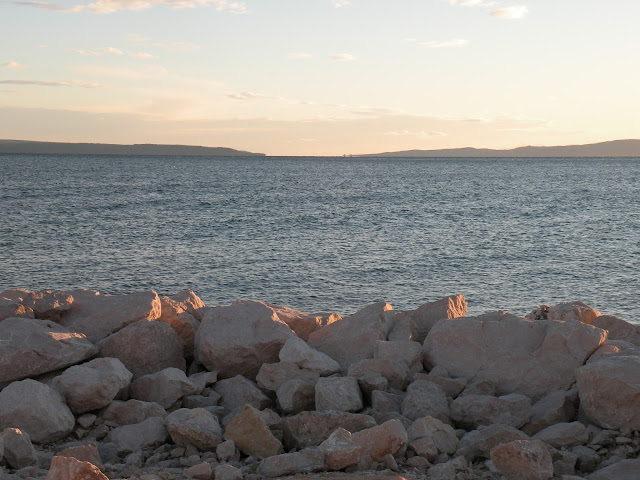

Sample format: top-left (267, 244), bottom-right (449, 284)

top-left (0, 140), bottom-right (265, 157)
top-left (358, 139), bottom-right (640, 158)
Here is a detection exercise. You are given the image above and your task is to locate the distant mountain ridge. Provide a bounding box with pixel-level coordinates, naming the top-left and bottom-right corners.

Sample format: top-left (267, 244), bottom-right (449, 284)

top-left (359, 139), bottom-right (640, 158)
top-left (0, 140), bottom-right (265, 157)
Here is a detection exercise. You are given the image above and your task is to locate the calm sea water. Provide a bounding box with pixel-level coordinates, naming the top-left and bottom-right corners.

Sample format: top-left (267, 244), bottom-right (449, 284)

top-left (1, 154), bottom-right (639, 322)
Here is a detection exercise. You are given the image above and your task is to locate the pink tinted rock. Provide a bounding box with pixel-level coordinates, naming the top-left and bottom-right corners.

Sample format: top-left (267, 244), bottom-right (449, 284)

top-left (183, 461), bottom-right (212, 480)
top-left (56, 443), bottom-right (104, 471)
top-left (268, 303), bottom-right (341, 341)
top-left (547, 301), bottom-right (600, 323)
top-left (490, 439), bottom-right (553, 480)
top-left (347, 358), bottom-right (410, 390)
top-left (401, 380), bottom-right (450, 423)
top-left (319, 428), bottom-right (364, 471)
top-left (397, 295), bottom-right (467, 342)
top-left (256, 361), bottom-right (318, 392)
top-left (281, 411), bottom-right (377, 450)
top-left (350, 419), bottom-right (408, 461)
top-left (0, 317), bottom-right (97, 384)
top-left (223, 405), bottom-right (283, 458)
top-left (1, 428), bottom-right (37, 469)
top-left (59, 289), bottom-right (161, 342)
top-left (159, 296), bottom-right (200, 357)
top-left (278, 335), bottom-right (340, 375)
top-left (375, 340), bottom-right (423, 373)
top-left (1, 289), bottom-right (73, 319)
top-left (99, 320), bottom-right (185, 378)
top-left (45, 455), bottom-right (108, 480)
top-left (315, 376), bottom-right (363, 413)
top-left (257, 448), bottom-right (325, 477)
top-left (195, 300), bottom-right (294, 379)
top-left (101, 399), bottom-right (166, 425)
top-left (168, 289), bottom-right (206, 320)
top-left (424, 317), bottom-right (606, 400)
top-left (588, 315), bottom-right (640, 345)
top-left (129, 367), bottom-right (196, 409)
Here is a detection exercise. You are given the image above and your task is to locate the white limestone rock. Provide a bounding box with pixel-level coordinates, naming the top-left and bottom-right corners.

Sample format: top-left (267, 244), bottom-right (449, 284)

top-left (397, 295), bottom-right (467, 342)
top-left (278, 335), bottom-right (340, 375)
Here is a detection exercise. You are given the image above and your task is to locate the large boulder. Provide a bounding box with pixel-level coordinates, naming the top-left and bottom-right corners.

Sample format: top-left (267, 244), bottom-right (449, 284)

top-left (307, 302), bottom-right (397, 369)
top-left (401, 380), bottom-right (450, 423)
top-left (256, 362), bottom-right (319, 392)
top-left (101, 399), bottom-right (166, 425)
top-left (457, 424), bottom-right (530, 460)
top-left (347, 358), bottom-right (410, 390)
top-left (281, 411), bottom-right (377, 450)
top-left (52, 358), bottom-right (132, 414)
top-left (267, 303), bottom-right (341, 341)
top-left (278, 336), bottom-right (340, 375)
top-left (257, 449), bottom-right (325, 478)
top-left (587, 459), bottom-right (640, 480)
top-left (522, 389), bottom-right (577, 436)
top-left (214, 375), bottom-right (271, 414)
top-left (0, 428), bottom-right (37, 469)
top-left (315, 376), bottom-right (363, 412)
top-left (223, 405), bottom-right (283, 458)
top-left (99, 320), bottom-right (185, 378)
top-left (166, 290), bottom-right (207, 320)
top-left (587, 315), bottom-right (640, 345)
top-left (350, 419), bottom-right (408, 461)
top-left (318, 428), bottom-right (364, 471)
top-left (424, 317), bottom-right (606, 399)
top-left (375, 340), bottom-right (423, 373)
top-left (490, 439), bottom-right (553, 480)
top-left (166, 408), bottom-right (223, 450)
top-left (277, 379), bottom-right (315, 414)
top-left (0, 317), bottom-right (97, 384)
top-left (547, 301), bottom-right (600, 323)
top-left (129, 367), bottom-right (196, 409)
top-left (397, 294), bottom-right (467, 342)
top-left (0, 379), bottom-right (75, 443)
top-left (1, 289), bottom-right (73, 319)
top-left (408, 416), bottom-right (458, 456)
top-left (532, 422), bottom-right (589, 448)
top-left (195, 300), bottom-right (294, 379)
top-left (106, 417), bottom-right (168, 454)
top-left (58, 289), bottom-right (161, 342)
top-left (450, 394), bottom-right (531, 429)
top-left (158, 296), bottom-right (200, 357)
top-left (576, 355), bottom-right (640, 429)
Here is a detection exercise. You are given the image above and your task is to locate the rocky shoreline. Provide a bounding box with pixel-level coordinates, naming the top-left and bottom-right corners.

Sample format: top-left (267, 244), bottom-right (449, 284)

top-left (1, 289), bottom-right (640, 480)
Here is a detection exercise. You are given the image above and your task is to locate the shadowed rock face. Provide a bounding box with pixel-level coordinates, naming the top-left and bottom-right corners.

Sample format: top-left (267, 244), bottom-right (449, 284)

top-left (0, 317), bottom-right (97, 384)
top-left (423, 317), bottom-right (607, 400)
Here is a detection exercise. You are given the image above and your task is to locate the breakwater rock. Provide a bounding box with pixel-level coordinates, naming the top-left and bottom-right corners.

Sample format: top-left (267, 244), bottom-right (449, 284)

top-left (1, 289), bottom-right (640, 480)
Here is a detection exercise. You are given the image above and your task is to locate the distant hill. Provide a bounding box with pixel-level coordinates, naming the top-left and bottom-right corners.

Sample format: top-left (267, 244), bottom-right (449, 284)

top-left (359, 139), bottom-right (640, 158)
top-left (0, 140), bottom-right (265, 157)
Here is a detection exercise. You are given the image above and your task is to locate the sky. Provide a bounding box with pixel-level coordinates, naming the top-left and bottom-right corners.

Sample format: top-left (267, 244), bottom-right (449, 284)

top-left (1, 0), bottom-right (639, 156)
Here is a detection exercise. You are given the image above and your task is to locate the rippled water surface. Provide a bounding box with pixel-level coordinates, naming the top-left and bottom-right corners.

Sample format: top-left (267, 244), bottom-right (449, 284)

top-left (1, 154), bottom-right (639, 321)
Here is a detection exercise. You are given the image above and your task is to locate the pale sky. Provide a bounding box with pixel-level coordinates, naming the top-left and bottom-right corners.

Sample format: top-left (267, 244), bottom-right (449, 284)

top-left (2, 0), bottom-right (639, 155)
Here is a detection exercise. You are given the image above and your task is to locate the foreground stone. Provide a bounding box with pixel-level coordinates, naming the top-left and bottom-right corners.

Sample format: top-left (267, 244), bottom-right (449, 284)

top-left (195, 300), bottom-right (294, 379)
top-left (318, 428), bottom-right (364, 471)
top-left (282, 411), bottom-right (377, 450)
top-left (424, 317), bottom-right (606, 399)
top-left (315, 376), bottom-right (363, 412)
top-left (0, 428), bottom-right (37, 469)
top-left (269, 303), bottom-right (341, 341)
top-left (401, 380), bottom-right (450, 422)
top-left (52, 357), bottom-right (132, 414)
top-left (58, 289), bottom-right (161, 342)
top-left (166, 408), bottom-right (223, 450)
top-left (457, 424), bottom-right (530, 460)
top-left (129, 367), bottom-right (196, 409)
top-left (490, 439), bottom-right (553, 480)
top-left (44, 455), bottom-right (107, 480)
top-left (105, 417), bottom-right (168, 454)
top-left (397, 294), bottom-right (467, 342)
top-left (0, 379), bottom-right (75, 443)
top-left (224, 405), bottom-right (283, 458)
top-left (278, 335), bottom-right (340, 375)
top-left (451, 393), bottom-right (531, 429)
top-left (101, 399), bottom-right (166, 425)
top-left (0, 317), bottom-right (97, 384)
top-left (350, 419), bottom-right (408, 461)
top-left (576, 355), bottom-right (640, 429)
top-left (257, 448), bottom-right (325, 477)
top-left (1, 289), bottom-right (73, 319)
top-left (587, 458), bottom-right (640, 479)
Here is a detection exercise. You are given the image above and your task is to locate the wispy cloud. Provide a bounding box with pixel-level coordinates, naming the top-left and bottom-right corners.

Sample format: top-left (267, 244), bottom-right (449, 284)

top-left (71, 47), bottom-right (156, 58)
top-left (288, 53), bottom-right (312, 60)
top-left (226, 91), bottom-right (278, 101)
top-left (86, 0), bottom-right (247, 14)
top-left (331, 53), bottom-right (356, 62)
top-left (150, 42), bottom-right (201, 51)
top-left (0, 79), bottom-right (104, 88)
top-left (491, 5), bottom-right (529, 18)
top-left (384, 130), bottom-right (447, 138)
top-left (332, 0), bottom-right (350, 7)
top-left (10, 1), bottom-right (84, 11)
top-left (72, 64), bottom-right (168, 78)
top-left (2, 61), bottom-right (25, 68)
top-left (420, 38), bottom-right (468, 48)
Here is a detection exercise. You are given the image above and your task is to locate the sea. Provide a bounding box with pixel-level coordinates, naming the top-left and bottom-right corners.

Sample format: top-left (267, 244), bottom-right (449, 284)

top-left (1, 154), bottom-right (639, 322)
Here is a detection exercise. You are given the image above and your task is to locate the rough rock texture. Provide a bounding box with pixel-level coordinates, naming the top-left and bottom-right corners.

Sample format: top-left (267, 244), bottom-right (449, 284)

top-left (44, 455), bottom-right (108, 480)
top-left (547, 301), bottom-right (601, 323)
top-left (0, 301), bottom-right (34, 321)
top-left (168, 289), bottom-right (207, 320)
top-left (278, 335), bottom-right (340, 375)
top-left (576, 355), bottom-right (640, 429)
top-left (0, 317), bottom-right (97, 384)
top-left (374, 340), bottom-right (423, 373)
top-left (281, 411), bottom-right (377, 450)
top-left (56, 443), bottom-right (104, 470)
top-left (214, 375), bottom-right (272, 414)
top-left (532, 422), bottom-right (589, 448)
top-left (401, 380), bottom-right (450, 423)
top-left (256, 362), bottom-right (319, 392)
top-left (214, 464), bottom-right (243, 480)
top-left (424, 317), bottom-right (606, 399)
top-left (347, 358), bottom-right (410, 390)
top-left (277, 379), bottom-right (315, 414)
top-left (318, 428), bottom-right (364, 471)
top-left (450, 393), bottom-right (531, 429)
top-left (350, 419), bottom-right (408, 461)
top-left (490, 439), bottom-right (553, 480)
top-left (397, 294), bottom-right (467, 342)
top-left (223, 405), bottom-right (283, 458)
top-left (195, 300), bottom-right (294, 379)
top-left (1, 289), bottom-right (73, 319)
top-left (315, 376), bottom-right (363, 412)
top-left (99, 320), bottom-right (185, 378)
top-left (408, 416), bottom-right (458, 455)
top-left (52, 357), bottom-right (132, 414)
top-left (158, 296), bottom-right (200, 357)
top-left (105, 417), bottom-right (168, 454)
top-left (0, 379), bottom-right (75, 443)
top-left (58, 289), bottom-right (161, 342)
top-left (257, 448), bottom-right (325, 477)
top-left (307, 302), bottom-right (397, 368)
top-left (101, 399), bottom-right (166, 425)
top-left (184, 462), bottom-right (212, 480)
top-left (0, 428), bottom-right (37, 469)
top-left (165, 408), bottom-right (223, 450)
top-left (586, 458), bottom-right (640, 479)
top-left (587, 315), bottom-right (640, 344)
top-left (268, 303), bottom-right (341, 341)
top-left (522, 389), bottom-right (577, 436)
top-left (457, 424), bottom-right (530, 460)
top-left (129, 367), bottom-right (196, 409)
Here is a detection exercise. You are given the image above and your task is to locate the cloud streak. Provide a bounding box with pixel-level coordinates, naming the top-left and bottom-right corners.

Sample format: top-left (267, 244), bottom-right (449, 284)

top-left (331, 53), bottom-right (356, 62)
top-left (2, 61), bottom-right (24, 68)
top-left (11, 0), bottom-right (247, 13)
top-left (420, 38), bottom-right (468, 48)
top-left (0, 79), bottom-right (104, 88)
top-left (491, 5), bottom-right (529, 18)
top-left (72, 47), bottom-right (157, 58)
